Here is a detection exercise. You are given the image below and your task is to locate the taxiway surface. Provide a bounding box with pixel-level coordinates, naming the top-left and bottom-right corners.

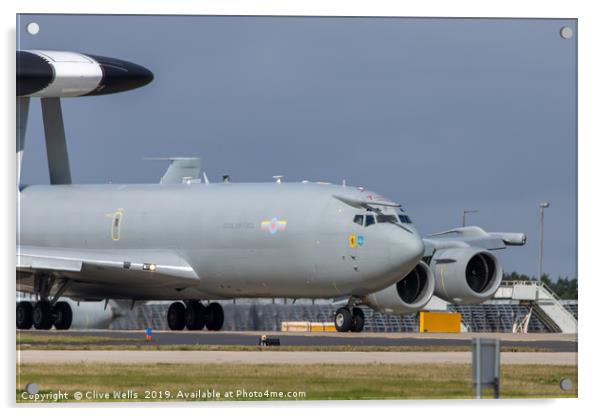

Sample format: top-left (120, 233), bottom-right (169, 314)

top-left (17, 330), bottom-right (577, 352)
top-left (18, 349), bottom-right (577, 365)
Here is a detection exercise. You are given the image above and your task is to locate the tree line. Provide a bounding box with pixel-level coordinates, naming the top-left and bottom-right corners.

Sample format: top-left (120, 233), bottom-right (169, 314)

top-left (502, 272), bottom-right (578, 299)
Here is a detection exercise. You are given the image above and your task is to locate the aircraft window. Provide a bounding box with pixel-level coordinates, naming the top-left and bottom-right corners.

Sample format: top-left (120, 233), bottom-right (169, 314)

top-left (365, 215), bottom-right (375, 227)
top-left (353, 215), bottom-right (364, 226)
top-left (398, 215), bottom-right (413, 224)
top-left (377, 215), bottom-right (398, 224)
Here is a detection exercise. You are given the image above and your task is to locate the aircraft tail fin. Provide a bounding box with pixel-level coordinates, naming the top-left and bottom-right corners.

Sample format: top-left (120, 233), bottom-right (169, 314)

top-left (144, 157), bottom-right (201, 184)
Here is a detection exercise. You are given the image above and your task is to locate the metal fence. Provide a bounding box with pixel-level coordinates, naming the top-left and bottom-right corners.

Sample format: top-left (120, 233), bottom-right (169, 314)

top-left (110, 299), bottom-right (565, 332)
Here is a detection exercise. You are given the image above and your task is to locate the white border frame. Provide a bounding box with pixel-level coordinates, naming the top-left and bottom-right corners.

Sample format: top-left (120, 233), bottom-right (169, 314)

top-left (2, 1), bottom-right (597, 414)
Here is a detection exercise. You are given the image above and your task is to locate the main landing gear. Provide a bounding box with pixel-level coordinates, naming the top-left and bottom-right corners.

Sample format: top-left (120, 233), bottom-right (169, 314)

top-left (334, 306), bottom-right (365, 332)
top-left (17, 300), bottom-right (73, 330)
top-left (167, 301), bottom-right (224, 331)
top-left (17, 275), bottom-right (73, 330)
top-left (17, 300), bottom-right (73, 329)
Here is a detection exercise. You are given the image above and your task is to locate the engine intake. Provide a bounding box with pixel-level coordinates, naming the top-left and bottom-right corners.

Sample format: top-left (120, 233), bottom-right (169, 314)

top-left (363, 261), bottom-right (435, 315)
top-left (430, 247), bottom-right (502, 304)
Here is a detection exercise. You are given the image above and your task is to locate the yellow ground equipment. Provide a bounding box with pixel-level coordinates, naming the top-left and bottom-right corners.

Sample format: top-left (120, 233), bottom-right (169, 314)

top-left (419, 311), bottom-right (462, 333)
top-left (280, 321), bottom-right (337, 332)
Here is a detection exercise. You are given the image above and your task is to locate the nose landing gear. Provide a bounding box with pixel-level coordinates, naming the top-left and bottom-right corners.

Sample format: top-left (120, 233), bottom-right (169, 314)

top-left (334, 306), bottom-right (365, 332)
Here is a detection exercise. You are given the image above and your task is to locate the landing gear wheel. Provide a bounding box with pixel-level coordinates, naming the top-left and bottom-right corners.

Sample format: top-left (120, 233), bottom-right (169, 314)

top-left (167, 302), bottom-right (186, 331)
top-left (53, 301), bottom-right (73, 330)
top-left (334, 308), bottom-right (353, 332)
top-left (33, 301), bottom-right (53, 330)
top-left (185, 302), bottom-right (206, 330)
top-left (350, 307), bottom-right (365, 332)
top-left (206, 303), bottom-right (224, 331)
top-left (16, 301), bottom-right (33, 330)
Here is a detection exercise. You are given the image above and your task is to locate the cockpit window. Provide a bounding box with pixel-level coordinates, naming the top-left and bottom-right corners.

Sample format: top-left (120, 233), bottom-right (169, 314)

top-left (365, 215), bottom-right (375, 227)
top-left (353, 215), bottom-right (364, 226)
top-left (376, 215), bottom-right (398, 224)
top-left (398, 214), bottom-right (412, 224)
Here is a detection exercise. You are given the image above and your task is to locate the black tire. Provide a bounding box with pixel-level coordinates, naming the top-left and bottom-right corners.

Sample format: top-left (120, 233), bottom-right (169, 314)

top-left (33, 301), bottom-right (53, 330)
top-left (350, 307), bottom-right (365, 332)
top-left (167, 302), bottom-right (186, 331)
top-left (53, 302), bottom-right (73, 330)
top-left (334, 307), bottom-right (352, 332)
top-left (185, 302), bottom-right (206, 330)
top-left (16, 301), bottom-right (33, 330)
top-left (206, 302), bottom-right (224, 331)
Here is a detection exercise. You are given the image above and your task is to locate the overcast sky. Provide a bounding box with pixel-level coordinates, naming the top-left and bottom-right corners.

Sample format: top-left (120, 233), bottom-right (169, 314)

top-left (17, 15), bottom-right (577, 279)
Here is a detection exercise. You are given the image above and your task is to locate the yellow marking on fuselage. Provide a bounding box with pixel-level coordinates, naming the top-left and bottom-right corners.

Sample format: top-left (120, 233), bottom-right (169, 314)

top-left (348, 234), bottom-right (357, 249)
top-left (111, 209), bottom-right (123, 241)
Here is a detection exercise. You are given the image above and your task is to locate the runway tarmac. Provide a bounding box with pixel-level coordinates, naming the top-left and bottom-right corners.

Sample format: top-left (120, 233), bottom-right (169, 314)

top-left (18, 349), bottom-right (577, 365)
top-left (17, 330), bottom-right (577, 352)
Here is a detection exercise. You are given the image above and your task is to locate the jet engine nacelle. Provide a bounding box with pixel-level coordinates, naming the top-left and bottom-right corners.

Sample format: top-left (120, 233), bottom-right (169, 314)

top-left (363, 261), bottom-right (435, 315)
top-left (68, 300), bottom-right (118, 329)
top-left (430, 247), bottom-right (502, 304)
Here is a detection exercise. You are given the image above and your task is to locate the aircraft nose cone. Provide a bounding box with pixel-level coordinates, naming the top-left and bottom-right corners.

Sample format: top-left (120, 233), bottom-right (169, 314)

top-left (388, 228), bottom-right (425, 275)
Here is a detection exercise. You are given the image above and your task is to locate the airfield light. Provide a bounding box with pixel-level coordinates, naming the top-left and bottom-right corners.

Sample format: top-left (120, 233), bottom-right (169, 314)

top-left (538, 202), bottom-right (550, 282)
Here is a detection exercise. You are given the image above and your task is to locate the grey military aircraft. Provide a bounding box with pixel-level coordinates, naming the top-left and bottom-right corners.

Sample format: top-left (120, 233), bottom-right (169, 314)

top-left (16, 50), bottom-right (526, 332)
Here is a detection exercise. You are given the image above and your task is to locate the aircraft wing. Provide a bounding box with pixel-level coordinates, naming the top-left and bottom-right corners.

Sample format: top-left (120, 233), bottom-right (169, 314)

top-left (17, 245), bottom-right (200, 289)
top-left (422, 226), bottom-right (527, 255)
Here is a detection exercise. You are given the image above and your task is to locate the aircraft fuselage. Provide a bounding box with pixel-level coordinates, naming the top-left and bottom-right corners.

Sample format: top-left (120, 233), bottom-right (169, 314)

top-left (18, 182), bottom-right (424, 300)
